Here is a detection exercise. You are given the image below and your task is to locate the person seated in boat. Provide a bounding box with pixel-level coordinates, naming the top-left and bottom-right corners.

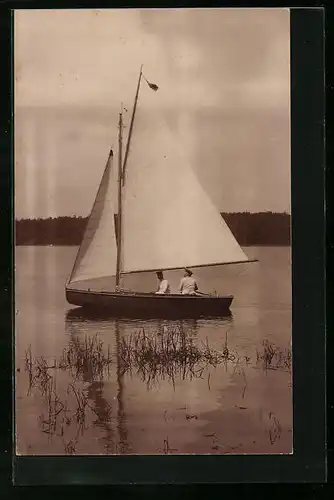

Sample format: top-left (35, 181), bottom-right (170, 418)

top-left (155, 271), bottom-right (171, 295)
top-left (179, 268), bottom-right (198, 295)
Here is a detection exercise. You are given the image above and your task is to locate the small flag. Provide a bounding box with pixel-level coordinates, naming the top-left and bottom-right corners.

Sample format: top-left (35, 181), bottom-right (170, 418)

top-left (147, 81), bottom-right (159, 91)
top-left (143, 75), bottom-right (159, 91)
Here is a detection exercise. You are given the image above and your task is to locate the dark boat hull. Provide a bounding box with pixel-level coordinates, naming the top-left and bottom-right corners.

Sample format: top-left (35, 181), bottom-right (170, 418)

top-left (66, 288), bottom-right (233, 319)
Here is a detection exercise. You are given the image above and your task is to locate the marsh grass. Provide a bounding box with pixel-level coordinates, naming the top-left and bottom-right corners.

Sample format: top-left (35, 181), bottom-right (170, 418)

top-left (24, 334), bottom-right (113, 395)
top-left (256, 340), bottom-right (292, 371)
top-left (22, 329), bottom-right (291, 453)
top-left (38, 375), bottom-right (66, 437)
top-left (162, 436), bottom-right (178, 454)
top-left (118, 326), bottom-right (239, 388)
top-left (25, 346), bottom-right (54, 396)
top-left (267, 411), bottom-right (283, 445)
top-left (24, 335), bottom-right (114, 453)
top-left (59, 334), bottom-right (113, 381)
top-left (35, 374), bottom-right (110, 453)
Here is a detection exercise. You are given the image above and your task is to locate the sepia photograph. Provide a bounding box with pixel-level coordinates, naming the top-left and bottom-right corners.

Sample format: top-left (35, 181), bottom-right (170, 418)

top-left (14, 7), bottom-right (292, 456)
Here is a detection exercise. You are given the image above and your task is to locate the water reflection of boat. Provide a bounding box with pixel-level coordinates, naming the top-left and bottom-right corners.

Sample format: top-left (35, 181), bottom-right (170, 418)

top-left (65, 305), bottom-right (233, 322)
top-left (65, 66), bottom-right (255, 318)
top-left (65, 312), bottom-right (204, 454)
top-left (65, 315), bottom-right (131, 454)
top-left (64, 311), bottom-right (234, 454)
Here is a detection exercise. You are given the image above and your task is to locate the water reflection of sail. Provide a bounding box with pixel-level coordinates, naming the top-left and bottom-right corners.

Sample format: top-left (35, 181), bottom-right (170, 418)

top-left (65, 309), bottom-right (235, 455)
top-left (115, 321), bottom-right (130, 454)
top-left (86, 381), bottom-right (115, 454)
top-left (65, 312), bottom-right (130, 454)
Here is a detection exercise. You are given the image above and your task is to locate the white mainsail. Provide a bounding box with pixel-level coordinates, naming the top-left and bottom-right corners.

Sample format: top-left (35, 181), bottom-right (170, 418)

top-left (121, 81), bottom-right (249, 274)
top-left (68, 150), bottom-right (118, 284)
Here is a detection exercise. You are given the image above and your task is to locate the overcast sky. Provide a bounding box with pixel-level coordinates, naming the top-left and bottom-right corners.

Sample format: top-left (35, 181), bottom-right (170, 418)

top-left (14, 8), bottom-right (290, 219)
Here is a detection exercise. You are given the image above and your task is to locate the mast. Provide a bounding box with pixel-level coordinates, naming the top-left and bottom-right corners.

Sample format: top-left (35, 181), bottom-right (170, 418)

top-left (116, 109), bottom-right (123, 288)
top-left (122, 64), bottom-right (143, 185)
top-left (115, 65), bottom-right (143, 285)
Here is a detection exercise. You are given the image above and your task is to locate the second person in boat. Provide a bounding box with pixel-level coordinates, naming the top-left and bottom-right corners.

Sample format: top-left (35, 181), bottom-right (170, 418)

top-left (179, 268), bottom-right (199, 295)
top-left (155, 271), bottom-right (171, 295)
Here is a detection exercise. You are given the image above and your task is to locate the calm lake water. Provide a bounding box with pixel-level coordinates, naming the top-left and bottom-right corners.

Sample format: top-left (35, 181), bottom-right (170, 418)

top-left (15, 245), bottom-right (292, 455)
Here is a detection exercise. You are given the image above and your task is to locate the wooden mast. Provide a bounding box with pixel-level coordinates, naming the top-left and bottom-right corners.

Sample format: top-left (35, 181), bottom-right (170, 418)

top-left (115, 65), bottom-right (143, 287)
top-left (116, 108), bottom-right (123, 288)
top-left (122, 64), bottom-right (143, 185)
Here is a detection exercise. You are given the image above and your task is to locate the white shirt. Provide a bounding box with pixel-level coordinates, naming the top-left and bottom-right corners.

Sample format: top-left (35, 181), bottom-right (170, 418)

top-left (155, 279), bottom-right (170, 294)
top-left (179, 276), bottom-right (198, 295)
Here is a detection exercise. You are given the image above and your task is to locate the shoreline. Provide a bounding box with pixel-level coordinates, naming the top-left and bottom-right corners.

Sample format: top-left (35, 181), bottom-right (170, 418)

top-left (14, 212), bottom-right (291, 246)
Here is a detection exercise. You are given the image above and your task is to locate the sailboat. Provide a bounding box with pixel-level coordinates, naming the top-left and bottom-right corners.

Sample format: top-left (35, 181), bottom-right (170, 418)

top-left (65, 66), bottom-right (255, 318)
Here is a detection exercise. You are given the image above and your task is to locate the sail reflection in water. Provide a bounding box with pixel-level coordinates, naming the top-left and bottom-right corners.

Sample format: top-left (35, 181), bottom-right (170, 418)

top-left (65, 314), bottom-right (130, 454)
top-left (64, 309), bottom-right (235, 454)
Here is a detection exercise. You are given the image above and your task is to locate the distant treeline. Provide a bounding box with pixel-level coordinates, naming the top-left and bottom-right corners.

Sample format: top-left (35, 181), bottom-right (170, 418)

top-left (15, 212), bottom-right (291, 246)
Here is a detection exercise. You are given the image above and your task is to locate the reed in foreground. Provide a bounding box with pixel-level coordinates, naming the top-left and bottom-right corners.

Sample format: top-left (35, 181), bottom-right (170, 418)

top-left (59, 334), bottom-right (113, 381)
top-left (118, 326), bottom-right (237, 388)
top-left (256, 340), bottom-right (292, 371)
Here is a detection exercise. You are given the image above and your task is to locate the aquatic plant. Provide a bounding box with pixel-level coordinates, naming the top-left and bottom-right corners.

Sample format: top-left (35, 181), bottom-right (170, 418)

top-left (163, 436), bottom-right (178, 455)
top-left (59, 334), bottom-right (113, 381)
top-left (267, 412), bottom-right (282, 445)
top-left (256, 340), bottom-right (292, 371)
top-left (22, 331), bottom-right (292, 455)
top-left (39, 378), bottom-right (66, 438)
top-left (118, 326), bottom-right (237, 388)
top-left (24, 345), bottom-right (104, 449)
top-left (24, 347), bottom-right (55, 396)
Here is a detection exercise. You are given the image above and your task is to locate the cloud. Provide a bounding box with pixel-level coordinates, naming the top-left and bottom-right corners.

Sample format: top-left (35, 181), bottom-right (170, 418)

top-left (15, 8), bottom-right (289, 112)
top-left (14, 8), bottom-right (290, 218)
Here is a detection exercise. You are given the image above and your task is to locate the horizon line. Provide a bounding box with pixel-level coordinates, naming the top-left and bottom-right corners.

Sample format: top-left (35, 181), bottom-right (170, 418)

top-left (15, 211), bottom-right (291, 221)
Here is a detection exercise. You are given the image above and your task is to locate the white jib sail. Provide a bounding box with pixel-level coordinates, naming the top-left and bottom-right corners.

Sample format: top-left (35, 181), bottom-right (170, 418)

top-left (68, 150), bottom-right (118, 284)
top-left (121, 83), bottom-right (249, 274)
